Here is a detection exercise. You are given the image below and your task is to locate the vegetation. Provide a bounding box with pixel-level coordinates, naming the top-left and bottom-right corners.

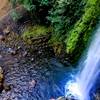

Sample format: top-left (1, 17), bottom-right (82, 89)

top-left (10, 0), bottom-right (100, 62)
top-left (22, 25), bottom-right (51, 39)
top-left (65, 0), bottom-right (100, 62)
top-left (22, 25), bottom-right (51, 44)
top-left (10, 0), bottom-right (54, 23)
top-left (47, 0), bottom-right (86, 57)
top-left (48, 0), bottom-right (86, 45)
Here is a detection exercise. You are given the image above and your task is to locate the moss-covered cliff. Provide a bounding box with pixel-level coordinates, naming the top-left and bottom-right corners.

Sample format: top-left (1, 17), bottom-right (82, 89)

top-left (10, 0), bottom-right (100, 63)
top-left (64, 0), bottom-right (100, 62)
top-left (48, 0), bottom-right (100, 62)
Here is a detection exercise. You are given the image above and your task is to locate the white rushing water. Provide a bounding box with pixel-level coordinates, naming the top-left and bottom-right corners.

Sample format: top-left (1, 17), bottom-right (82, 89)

top-left (65, 25), bottom-right (100, 100)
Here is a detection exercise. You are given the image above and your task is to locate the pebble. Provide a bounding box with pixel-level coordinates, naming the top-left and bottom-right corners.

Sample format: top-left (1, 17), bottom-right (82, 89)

top-left (17, 46), bottom-right (21, 50)
top-left (8, 48), bottom-right (17, 55)
top-left (0, 35), bottom-right (5, 41)
top-left (0, 55), bottom-right (2, 59)
top-left (31, 58), bottom-right (34, 61)
top-left (38, 51), bottom-right (42, 54)
top-left (29, 80), bottom-right (36, 88)
top-left (23, 51), bottom-right (28, 57)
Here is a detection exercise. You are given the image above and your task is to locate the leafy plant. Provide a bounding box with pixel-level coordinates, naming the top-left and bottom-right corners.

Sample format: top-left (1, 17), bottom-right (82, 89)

top-left (10, 0), bottom-right (54, 23)
top-left (65, 0), bottom-right (100, 54)
top-left (47, 0), bottom-right (86, 55)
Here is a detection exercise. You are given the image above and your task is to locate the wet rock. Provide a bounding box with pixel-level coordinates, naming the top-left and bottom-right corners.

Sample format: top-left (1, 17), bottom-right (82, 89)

top-left (57, 96), bottom-right (66, 100)
top-left (29, 80), bottom-right (36, 88)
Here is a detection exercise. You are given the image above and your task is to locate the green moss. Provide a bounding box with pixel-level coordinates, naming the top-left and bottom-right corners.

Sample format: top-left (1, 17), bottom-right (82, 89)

top-left (22, 25), bottom-right (51, 39)
top-left (22, 25), bottom-right (51, 44)
top-left (65, 0), bottom-right (100, 55)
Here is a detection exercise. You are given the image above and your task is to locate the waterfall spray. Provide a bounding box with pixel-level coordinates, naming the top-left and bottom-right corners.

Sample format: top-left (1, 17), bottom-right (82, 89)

top-left (65, 25), bottom-right (100, 100)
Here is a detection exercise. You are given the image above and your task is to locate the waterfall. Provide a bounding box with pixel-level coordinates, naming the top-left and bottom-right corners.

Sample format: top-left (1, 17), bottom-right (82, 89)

top-left (65, 25), bottom-right (100, 100)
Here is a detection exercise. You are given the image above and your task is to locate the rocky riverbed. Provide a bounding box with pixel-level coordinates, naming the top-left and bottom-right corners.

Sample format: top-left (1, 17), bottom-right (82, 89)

top-left (0, 28), bottom-right (72, 100)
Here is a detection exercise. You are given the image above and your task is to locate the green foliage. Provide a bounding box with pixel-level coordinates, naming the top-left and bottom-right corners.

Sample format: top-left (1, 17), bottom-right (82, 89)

top-left (10, 0), bottom-right (54, 12)
top-left (47, 0), bottom-right (86, 55)
top-left (38, 0), bottom-right (52, 6)
top-left (65, 0), bottom-right (100, 54)
top-left (9, 0), bottom-right (100, 62)
top-left (22, 25), bottom-right (51, 39)
top-left (19, 0), bottom-right (35, 11)
top-left (10, 0), bottom-right (34, 11)
top-left (10, 0), bottom-right (54, 24)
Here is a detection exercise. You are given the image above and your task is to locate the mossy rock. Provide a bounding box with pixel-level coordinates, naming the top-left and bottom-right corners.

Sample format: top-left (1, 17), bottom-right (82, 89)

top-left (22, 25), bottom-right (51, 38)
top-left (22, 25), bottom-right (51, 44)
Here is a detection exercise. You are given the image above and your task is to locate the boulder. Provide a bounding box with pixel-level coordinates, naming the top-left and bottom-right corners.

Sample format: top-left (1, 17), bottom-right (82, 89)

top-left (0, 34), bottom-right (5, 41)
